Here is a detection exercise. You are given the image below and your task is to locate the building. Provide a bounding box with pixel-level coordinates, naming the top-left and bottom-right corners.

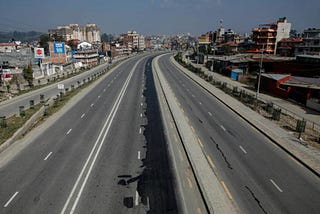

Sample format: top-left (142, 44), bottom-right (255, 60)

top-left (250, 17), bottom-right (291, 54)
top-left (73, 49), bottom-right (99, 68)
top-left (295, 28), bottom-right (320, 55)
top-left (0, 43), bottom-right (17, 53)
top-left (48, 42), bottom-right (72, 65)
top-left (276, 38), bottom-right (303, 56)
top-left (198, 32), bottom-right (212, 45)
top-left (72, 42), bottom-right (99, 68)
top-left (120, 31), bottom-right (145, 52)
top-left (49, 24), bottom-right (101, 43)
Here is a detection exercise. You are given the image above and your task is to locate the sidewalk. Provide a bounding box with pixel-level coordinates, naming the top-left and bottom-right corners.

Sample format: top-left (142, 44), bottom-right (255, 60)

top-left (187, 57), bottom-right (320, 130)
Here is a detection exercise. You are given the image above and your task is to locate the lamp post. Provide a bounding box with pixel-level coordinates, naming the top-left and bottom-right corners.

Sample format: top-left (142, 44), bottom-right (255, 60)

top-left (256, 44), bottom-right (265, 99)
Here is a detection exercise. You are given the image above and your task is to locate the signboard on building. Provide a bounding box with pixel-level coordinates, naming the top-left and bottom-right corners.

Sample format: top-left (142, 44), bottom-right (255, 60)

top-left (34, 48), bottom-right (45, 58)
top-left (54, 42), bottom-right (65, 53)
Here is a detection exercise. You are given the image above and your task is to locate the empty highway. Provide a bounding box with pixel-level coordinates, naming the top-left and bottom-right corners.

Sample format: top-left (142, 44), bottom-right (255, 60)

top-left (156, 53), bottom-right (320, 214)
top-left (0, 54), bottom-right (192, 213)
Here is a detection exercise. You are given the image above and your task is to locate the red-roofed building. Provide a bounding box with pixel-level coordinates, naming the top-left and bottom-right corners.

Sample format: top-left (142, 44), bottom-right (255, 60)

top-left (0, 43), bottom-right (17, 53)
top-left (249, 17), bottom-right (291, 55)
top-left (276, 38), bottom-right (303, 56)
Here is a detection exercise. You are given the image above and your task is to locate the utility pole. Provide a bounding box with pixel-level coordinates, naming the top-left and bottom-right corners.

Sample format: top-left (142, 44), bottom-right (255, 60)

top-left (256, 44), bottom-right (265, 99)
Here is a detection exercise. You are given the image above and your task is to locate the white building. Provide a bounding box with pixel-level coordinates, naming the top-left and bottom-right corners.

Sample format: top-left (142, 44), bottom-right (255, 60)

top-left (275, 18), bottom-right (291, 54)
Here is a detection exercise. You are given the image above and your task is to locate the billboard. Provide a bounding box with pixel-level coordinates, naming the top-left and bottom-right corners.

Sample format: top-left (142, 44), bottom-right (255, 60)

top-left (34, 48), bottom-right (45, 58)
top-left (54, 42), bottom-right (65, 53)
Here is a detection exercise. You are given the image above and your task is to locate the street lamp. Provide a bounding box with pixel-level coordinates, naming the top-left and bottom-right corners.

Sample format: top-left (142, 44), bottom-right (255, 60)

top-left (256, 44), bottom-right (265, 99)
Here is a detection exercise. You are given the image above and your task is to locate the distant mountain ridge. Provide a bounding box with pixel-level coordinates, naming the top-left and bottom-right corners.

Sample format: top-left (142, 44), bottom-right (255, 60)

top-left (0, 31), bottom-right (44, 43)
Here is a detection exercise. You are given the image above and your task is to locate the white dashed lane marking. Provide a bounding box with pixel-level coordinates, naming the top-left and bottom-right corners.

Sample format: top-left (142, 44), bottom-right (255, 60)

top-left (220, 125), bottom-right (226, 132)
top-left (44, 152), bottom-right (53, 161)
top-left (66, 129), bottom-right (72, 135)
top-left (4, 192), bottom-right (19, 208)
top-left (239, 146), bottom-right (247, 154)
top-left (270, 179), bottom-right (283, 192)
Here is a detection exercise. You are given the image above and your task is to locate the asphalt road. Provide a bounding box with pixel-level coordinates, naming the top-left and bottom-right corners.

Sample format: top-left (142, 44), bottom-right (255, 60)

top-left (0, 54), bottom-right (179, 213)
top-left (0, 56), bottom-right (130, 117)
top-left (157, 54), bottom-right (320, 214)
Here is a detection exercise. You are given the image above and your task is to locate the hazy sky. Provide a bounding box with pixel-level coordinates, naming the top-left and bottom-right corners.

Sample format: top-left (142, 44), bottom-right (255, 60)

top-left (0, 0), bottom-right (319, 36)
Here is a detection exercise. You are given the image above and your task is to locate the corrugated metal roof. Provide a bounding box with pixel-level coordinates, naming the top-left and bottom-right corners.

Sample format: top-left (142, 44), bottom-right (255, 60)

top-left (261, 73), bottom-right (290, 80)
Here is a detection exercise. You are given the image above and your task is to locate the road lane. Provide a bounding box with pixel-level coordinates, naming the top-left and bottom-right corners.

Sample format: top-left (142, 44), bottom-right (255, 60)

top-left (0, 54), bottom-right (181, 214)
top-left (0, 56), bottom-right (134, 117)
top-left (0, 55), bottom-right (148, 213)
top-left (157, 54), bottom-right (320, 213)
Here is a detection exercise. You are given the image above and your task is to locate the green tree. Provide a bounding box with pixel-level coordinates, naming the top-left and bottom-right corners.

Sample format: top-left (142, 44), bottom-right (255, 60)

top-left (39, 34), bottom-right (52, 55)
top-left (23, 65), bottom-right (34, 87)
top-left (221, 44), bottom-right (232, 55)
top-left (198, 45), bottom-right (208, 55)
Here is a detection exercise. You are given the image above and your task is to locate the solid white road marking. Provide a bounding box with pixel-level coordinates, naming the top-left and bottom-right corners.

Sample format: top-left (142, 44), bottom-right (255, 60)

top-left (67, 129), bottom-right (72, 135)
top-left (44, 152), bottom-right (53, 161)
top-left (61, 55), bottom-right (144, 214)
top-left (4, 192), bottom-right (19, 208)
top-left (138, 151), bottom-right (141, 160)
top-left (239, 146), bottom-right (247, 154)
top-left (135, 191), bottom-right (139, 206)
top-left (208, 112), bottom-right (212, 116)
top-left (220, 125), bottom-right (226, 131)
top-left (270, 179), bottom-right (283, 192)
top-left (81, 114), bottom-right (85, 119)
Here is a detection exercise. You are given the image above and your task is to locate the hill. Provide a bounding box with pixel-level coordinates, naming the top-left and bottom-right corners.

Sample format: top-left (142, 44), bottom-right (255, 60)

top-left (0, 31), bottom-right (44, 43)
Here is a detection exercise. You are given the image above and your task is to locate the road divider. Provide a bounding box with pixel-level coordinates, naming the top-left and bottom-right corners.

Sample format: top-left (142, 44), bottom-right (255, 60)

top-left (153, 55), bottom-right (237, 213)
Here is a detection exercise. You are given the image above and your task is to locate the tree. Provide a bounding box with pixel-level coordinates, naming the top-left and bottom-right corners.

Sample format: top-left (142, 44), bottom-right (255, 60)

top-left (199, 45), bottom-right (208, 55)
top-left (9, 74), bottom-right (22, 92)
top-left (23, 65), bottom-right (34, 87)
top-left (221, 44), bottom-right (232, 55)
top-left (39, 34), bottom-right (52, 55)
top-left (66, 39), bottom-right (79, 50)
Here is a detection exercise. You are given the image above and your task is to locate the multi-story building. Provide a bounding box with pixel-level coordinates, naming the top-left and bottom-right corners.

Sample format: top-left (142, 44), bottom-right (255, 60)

top-left (73, 49), bottom-right (99, 68)
top-left (138, 35), bottom-right (146, 51)
top-left (198, 32), bottom-right (212, 44)
top-left (120, 31), bottom-right (145, 52)
top-left (48, 42), bottom-right (72, 65)
top-left (251, 17), bottom-right (291, 54)
top-left (295, 28), bottom-right (320, 55)
top-left (277, 38), bottom-right (302, 57)
top-left (48, 24), bottom-right (101, 43)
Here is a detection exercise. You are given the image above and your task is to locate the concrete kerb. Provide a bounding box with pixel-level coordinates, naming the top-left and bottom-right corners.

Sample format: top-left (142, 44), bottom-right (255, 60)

top-left (153, 55), bottom-right (237, 213)
top-left (0, 98), bottom-right (54, 154)
top-left (0, 57), bottom-right (128, 155)
top-left (170, 55), bottom-right (320, 177)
